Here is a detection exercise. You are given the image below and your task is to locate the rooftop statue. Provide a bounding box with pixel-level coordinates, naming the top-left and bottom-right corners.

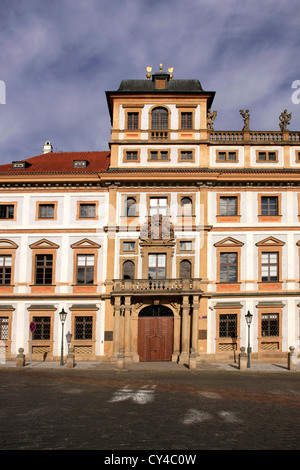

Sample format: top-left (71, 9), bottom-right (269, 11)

top-left (279, 109), bottom-right (292, 131)
top-left (239, 109), bottom-right (250, 131)
top-left (207, 109), bottom-right (217, 130)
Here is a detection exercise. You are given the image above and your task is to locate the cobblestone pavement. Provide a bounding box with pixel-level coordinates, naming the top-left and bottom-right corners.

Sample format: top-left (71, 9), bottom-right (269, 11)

top-left (0, 361), bottom-right (299, 452)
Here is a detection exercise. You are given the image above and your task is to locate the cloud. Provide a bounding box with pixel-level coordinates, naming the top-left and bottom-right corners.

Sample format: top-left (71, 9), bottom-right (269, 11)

top-left (0, 0), bottom-right (299, 163)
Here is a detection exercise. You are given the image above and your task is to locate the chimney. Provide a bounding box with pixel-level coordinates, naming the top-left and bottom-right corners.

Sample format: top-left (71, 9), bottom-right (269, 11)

top-left (43, 141), bottom-right (53, 154)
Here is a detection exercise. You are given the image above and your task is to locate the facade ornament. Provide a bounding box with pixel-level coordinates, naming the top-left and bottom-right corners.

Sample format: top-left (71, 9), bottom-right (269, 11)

top-left (207, 109), bottom-right (217, 130)
top-left (239, 109), bottom-right (250, 131)
top-left (279, 109), bottom-right (292, 131)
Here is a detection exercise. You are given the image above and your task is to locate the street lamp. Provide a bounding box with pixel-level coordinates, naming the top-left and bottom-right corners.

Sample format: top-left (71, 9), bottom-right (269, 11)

top-left (59, 308), bottom-right (67, 366)
top-left (245, 310), bottom-right (253, 368)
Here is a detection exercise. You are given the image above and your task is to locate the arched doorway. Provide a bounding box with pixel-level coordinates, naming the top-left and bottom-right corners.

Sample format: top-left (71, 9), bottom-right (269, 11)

top-left (138, 305), bottom-right (174, 362)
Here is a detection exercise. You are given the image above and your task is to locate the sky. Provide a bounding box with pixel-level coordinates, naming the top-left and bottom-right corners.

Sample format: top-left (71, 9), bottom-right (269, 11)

top-left (0, 0), bottom-right (300, 164)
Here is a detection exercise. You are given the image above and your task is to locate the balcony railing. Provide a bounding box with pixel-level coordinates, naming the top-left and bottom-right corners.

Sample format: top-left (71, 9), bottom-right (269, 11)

top-left (112, 278), bottom-right (203, 294)
top-left (210, 130), bottom-right (300, 143)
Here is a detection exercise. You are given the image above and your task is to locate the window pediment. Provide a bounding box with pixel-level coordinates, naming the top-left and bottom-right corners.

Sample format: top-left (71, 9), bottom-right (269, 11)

top-left (256, 236), bottom-right (285, 247)
top-left (214, 237), bottom-right (244, 247)
top-left (71, 238), bottom-right (101, 249)
top-left (29, 239), bottom-right (59, 249)
top-left (0, 239), bottom-right (18, 250)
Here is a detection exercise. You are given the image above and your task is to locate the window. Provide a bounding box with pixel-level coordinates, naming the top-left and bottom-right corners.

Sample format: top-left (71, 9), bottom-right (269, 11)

top-left (35, 254), bottom-right (53, 285)
top-left (79, 203), bottom-right (96, 218)
top-left (220, 253), bottom-right (237, 283)
top-left (125, 151), bottom-right (138, 161)
top-left (217, 151), bottom-right (237, 162)
top-left (0, 205), bottom-right (14, 219)
top-left (181, 112), bottom-right (192, 129)
top-left (0, 317), bottom-right (8, 340)
top-left (151, 107), bottom-right (168, 130)
top-left (76, 254), bottom-right (94, 284)
top-left (32, 316), bottom-right (51, 340)
top-left (261, 313), bottom-right (279, 336)
top-left (125, 197), bottom-right (137, 217)
top-left (180, 197), bottom-right (193, 216)
top-left (74, 316), bottom-right (93, 340)
top-left (180, 151), bottom-right (193, 161)
top-left (220, 197), bottom-right (238, 216)
top-left (149, 198), bottom-right (168, 216)
top-left (219, 314), bottom-right (237, 338)
top-left (123, 241), bottom-right (136, 252)
top-left (127, 112), bottom-right (139, 130)
top-left (261, 196), bottom-right (278, 216)
top-left (257, 151), bottom-right (277, 162)
top-left (122, 260), bottom-right (135, 279)
top-left (180, 241), bottom-right (192, 251)
top-left (148, 253), bottom-right (166, 279)
top-left (149, 150), bottom-right (169, 161)
top-left (0, 255), bottom-right (12, 285)
top-left (38, 204), bottom-right (55, 219)
top-left (261, 252), bottom-right (278, 282)
top-left (179, 259), bottom-right (191, 279)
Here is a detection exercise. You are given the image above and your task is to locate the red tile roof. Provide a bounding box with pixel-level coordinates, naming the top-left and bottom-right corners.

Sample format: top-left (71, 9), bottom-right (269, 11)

top-left (0, 151), bottom-right (110, 175)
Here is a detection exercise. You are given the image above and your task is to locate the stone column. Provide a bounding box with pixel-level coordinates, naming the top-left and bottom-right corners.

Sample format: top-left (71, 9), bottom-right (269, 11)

top-left (113, 296), bottom-right (121, 357)
top-left (179, 296), bottom-right (190, 364)
top-left (191, 295), bottom-right (199, 353)
top-left (124, 296), bottom-right (132, 361)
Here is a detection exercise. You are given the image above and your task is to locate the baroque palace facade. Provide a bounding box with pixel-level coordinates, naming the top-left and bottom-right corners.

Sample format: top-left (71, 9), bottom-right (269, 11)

top-left (0, 66), bottom-right (299, 364)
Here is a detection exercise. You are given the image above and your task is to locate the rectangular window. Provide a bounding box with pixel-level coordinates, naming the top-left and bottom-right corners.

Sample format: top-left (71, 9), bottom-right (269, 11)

top-left (261, 196), bottom-right (278, 216)
top-left (180, 241), bottom-right (192, 251)
top-left (35, 254), bottom-right (53, 285)
top-left (219, 314), bottom-right (237, 338)
top-left (76, 254), bottom-right (94, 284)
top-left (258, 151), bottom-right (277, 162)
top-left (261, 313), bottom-right (279, 337)
top-left (219, 197), bottom-right (238, 216)
top-left (127, 112), bottom-right (139, 130)
top-left (148, 253), bottom-right (166, 279)
top-left (79, 203), bottom-right (96, 218)
top-left (75, 316), bottom-right (93, 340)
top-left (181, 112), bottom-right (192, 129)
top-left (0, 205), bottom-right (14, 219)
top-left (220, 253), bottom-right (237, 283)
top-left (180, 151), bottom-right (193, 161)
top-left (38, 204), bottom-right (55, 219)
top-left (149, 198), bottom-right (168, 216)
top-left (32, 316), bottom-right (51, 340)
top-left (126, 151), bottom-right (138, 161)
top-left (261, 252), bottom-right (278, 282)
top-left (149, 150), bottom-right (169, 161)
top-left (123, 241), bottom-right (136, 252)
top-left (217, 151), bottom-right (237, 162)
top-left (0, 317), bottom-right (8, 340)
top-left (0, 255), bottom-right (12, 285)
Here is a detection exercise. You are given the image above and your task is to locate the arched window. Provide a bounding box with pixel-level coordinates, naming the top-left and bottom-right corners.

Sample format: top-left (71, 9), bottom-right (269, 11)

top-left (180, 197), bottom-right (192, 216)
top-left (151, 107), bottom-right (168, 130)
top-left (125, 197), bottom-right (136, 217)
top-left (122, 260), bottom-right (135, 279)
top-left (179, 259), bottom-right (192, 279)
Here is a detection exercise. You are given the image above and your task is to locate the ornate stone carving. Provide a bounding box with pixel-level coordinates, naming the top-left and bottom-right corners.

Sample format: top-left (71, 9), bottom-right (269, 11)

top-left (207, 109), bottom-right (217, 130)
top-left (279, 109), bottom-right (292, 131)
top-left (239, 109), bottom-right (250, 131)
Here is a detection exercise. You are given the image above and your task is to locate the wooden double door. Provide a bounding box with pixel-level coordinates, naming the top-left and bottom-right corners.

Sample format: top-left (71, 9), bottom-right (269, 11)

top-left (138, 306), bottom-right (174, 362)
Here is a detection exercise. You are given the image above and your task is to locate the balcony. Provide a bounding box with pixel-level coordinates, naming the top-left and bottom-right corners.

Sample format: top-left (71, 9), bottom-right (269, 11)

top-left (112, 278), bottom-right (203, 295)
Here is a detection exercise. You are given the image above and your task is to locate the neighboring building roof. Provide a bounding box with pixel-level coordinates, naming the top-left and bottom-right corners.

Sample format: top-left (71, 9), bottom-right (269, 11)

top-left (0, 151), bottom-right (110, 176)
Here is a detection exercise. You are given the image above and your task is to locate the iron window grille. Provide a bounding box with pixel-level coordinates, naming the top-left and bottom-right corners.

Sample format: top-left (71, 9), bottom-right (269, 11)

top-left (261, 313), bottom-right (279, 336)
top-left (74, 316), bottom-right (93, 340)
top-left (219, 314), bottom-right (237, 338)
top-left (32, 316), bottom-right (51, 340)
top-left (0, 317), bottom-right (8, 340)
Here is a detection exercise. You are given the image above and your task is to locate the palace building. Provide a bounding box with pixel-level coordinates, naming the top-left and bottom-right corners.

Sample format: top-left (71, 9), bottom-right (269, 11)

top-left (0, 65), bottom-right (299, 365)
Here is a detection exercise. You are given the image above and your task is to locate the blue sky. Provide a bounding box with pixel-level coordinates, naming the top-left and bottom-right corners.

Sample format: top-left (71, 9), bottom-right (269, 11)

top-left (0, 0), bottom-right (299, 164)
